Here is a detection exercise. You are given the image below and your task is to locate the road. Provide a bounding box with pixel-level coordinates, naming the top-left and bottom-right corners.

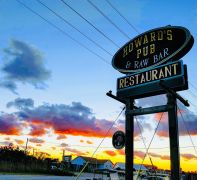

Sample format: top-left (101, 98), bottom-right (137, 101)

top-left (0, 173), bottom-right (109, 180)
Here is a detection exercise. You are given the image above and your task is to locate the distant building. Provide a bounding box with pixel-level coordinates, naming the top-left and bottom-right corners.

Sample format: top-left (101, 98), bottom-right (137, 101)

top-left (96, 159), bottom-right (113, 170)
top-left (71, 156), bottom-right (113, 172)
top-left (114, 162), bottom-right (148, 171)
top-left (71, 156), bottom-right (97, 172)
top-left (62, 155), bottom-right (72, 163)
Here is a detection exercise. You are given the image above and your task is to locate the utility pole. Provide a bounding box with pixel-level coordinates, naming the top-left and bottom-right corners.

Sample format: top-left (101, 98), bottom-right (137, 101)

top-left (167, 93), bottom-right (180, 179)
top-left (25, 138), bottom-right (28, 155)
top-left (62, 149), bottom-right (65, 162)
top-left (125, 98), bottom-right (134, 180)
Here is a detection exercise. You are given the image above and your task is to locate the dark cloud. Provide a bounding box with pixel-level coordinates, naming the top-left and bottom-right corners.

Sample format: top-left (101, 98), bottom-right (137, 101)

top-left (7, 98), bottom-right (34, 109)
top-left (16, 102), bottom-right (121, 138)
top-left (0, 80), bottom-right (18, 94)
top-left (1, 39), bottom-right (51, 92)
top-left (0, 99), bottom-right (149, 138)
top-left (0, 113), bottom-right (22, 135)
top-left (154, 108), bottom-right (197, 137)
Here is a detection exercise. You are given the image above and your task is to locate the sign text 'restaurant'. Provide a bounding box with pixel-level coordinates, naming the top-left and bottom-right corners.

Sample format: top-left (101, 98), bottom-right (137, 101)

top-left (117, 61), bottom-right (183, 90)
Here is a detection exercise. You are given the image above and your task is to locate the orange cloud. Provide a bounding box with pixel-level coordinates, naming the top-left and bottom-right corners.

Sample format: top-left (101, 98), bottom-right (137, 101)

top-left (51, 147), bottom-right (56, 150)
top-left (36, 144), bottom-right (42, 147)
top-left (65, 147), bottom-right (88, 156)
top-left (57, 134), bottom-right (67, 140)
top-left (134, 150), bottom-right (146, 159)
top-left (181, 153), bottom-right (197, 161)
top-left (0, 114), bottom-right (22, 135)
top-left (4, 137), bottom-right (10, 141)
top-left (116, 149), bottom-right (125, 155)
top-left (15, 139), bottom-right (24, 145)
top-left (104, 150), bottom-right (117, 157)
top-left (86, 140), bottom-right (93, 144)
top-left (29, 138), bottom-right (45, 144)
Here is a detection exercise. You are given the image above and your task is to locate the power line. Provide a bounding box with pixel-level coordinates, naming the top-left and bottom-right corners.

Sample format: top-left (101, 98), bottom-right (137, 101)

top-left (135, 117), bottom-right (156, 173)
top-left (36, 0), bottom-right (113, 57)
top-left (188, 89), bottom-right (197, 99)
top-left (137, 112), bottom-right (164, 178)
top-left (185, 91), bottom-right (197, 110)
top-left (178, 105), bottom-right (197, 155)
top-left (105, 0), bottom-right (140, 34)
top-left (75, 106), bottom-right (125, 179)
top-left (87, 0), bottom-right (130, 39)
top-left (16, 0), bottom-right (110, 65)
top-left (189, 81), bottom-right (197, 92)
top-left (60, 0), bottom-right (120, 48)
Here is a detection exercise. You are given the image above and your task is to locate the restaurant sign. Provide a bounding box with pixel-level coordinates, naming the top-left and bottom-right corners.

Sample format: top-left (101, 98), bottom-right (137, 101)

top-left (112, 26), bottom-right (194, 73)
top-left (117, 60), bottom-right (188, 99)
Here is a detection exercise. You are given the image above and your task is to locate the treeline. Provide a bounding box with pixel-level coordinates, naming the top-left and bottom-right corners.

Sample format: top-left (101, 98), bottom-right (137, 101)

top-left (0, 145), bottom-right (73, 176)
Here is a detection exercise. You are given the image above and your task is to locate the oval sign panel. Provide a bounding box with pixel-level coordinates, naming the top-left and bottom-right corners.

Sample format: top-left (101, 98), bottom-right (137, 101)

top-left (112, 26), bottom-right (194, 74)
top-left (112, 131), bottom-right (125, 149)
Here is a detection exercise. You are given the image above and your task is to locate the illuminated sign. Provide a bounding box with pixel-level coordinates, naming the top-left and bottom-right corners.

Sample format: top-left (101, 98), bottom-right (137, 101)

top-left (112, 26), bottom-right (194, 74)
top-left (117, 61), bottom-right (188, 99)
top-left (112, 131), bottom-right (125, 149)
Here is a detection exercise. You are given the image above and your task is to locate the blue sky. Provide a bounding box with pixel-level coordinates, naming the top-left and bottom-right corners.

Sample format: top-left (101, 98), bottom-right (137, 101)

top-left (1, 0), bottom-right (197, 171)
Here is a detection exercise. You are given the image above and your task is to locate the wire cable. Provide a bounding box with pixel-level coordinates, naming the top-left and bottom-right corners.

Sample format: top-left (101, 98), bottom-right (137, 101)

top-left (189, 81), bottom-right (197, 92)
top-left (178, 106), bottom-right (197, 155)
top-left (36, 0), bottom-right (113, 57)
top-left (105, 0), bottom-right (140, 34)
top-left (15, 0), bottom-right (110, 65)
top-left (75, 106), bottom-right (125, 180)
top-left (135, 117), bottom-right (157, 177)
top-left (87, 0), bottom-right (130, 39)
top-left (136, 112), bottom-right (164, 179)
top-left (60, 0), bottom-right (120, 48)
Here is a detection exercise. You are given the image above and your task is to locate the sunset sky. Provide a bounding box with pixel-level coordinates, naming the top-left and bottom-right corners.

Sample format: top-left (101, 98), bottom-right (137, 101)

top-left (1, 0), bottom-right (197, 172)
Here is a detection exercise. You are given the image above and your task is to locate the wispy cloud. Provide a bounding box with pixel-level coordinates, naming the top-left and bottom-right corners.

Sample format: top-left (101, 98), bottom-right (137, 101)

top-left (57, 134), bottom-right (67, 140)
top-left (65, 147), bottom-right (88, 156)
top-left (0, 80), bottom-right (18, 95)
top-left (29, 138), bottom-right (45, 144)
top-left (1, 39), bottom-right (51, 93)
top-left (181, 153), bottom-right (197, 161)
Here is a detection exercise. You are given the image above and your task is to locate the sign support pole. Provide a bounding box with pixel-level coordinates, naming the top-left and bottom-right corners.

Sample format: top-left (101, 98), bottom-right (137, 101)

top-left (125, 98), bottom-right (134, 180)
top-left (167, 93), bottom-right (180, 180)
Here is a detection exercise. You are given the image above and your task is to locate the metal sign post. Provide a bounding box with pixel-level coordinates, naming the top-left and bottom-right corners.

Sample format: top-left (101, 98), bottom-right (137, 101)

top-left (167, 93), bottom-right (180, 179)
top-left (125, 98), bottom-right (134, 180)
